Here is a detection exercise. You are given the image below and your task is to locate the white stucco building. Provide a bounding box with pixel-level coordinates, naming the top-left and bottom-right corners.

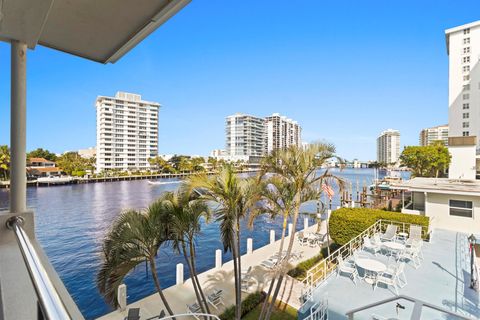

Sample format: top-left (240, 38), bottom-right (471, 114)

top-left (419, 125), bottom-right (449, 146)
top-left (376, 129), bottom-right (400, 164)
top-left (95, 92), bottom-right (159, 172)
top-left (265, 113), bottom-right (302, 154)
top-left (225, 113), bottom-right (266, 162)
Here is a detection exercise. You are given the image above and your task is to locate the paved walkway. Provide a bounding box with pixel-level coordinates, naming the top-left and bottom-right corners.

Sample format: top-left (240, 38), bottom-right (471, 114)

top-left (98, 225), bottom-right (322, 320)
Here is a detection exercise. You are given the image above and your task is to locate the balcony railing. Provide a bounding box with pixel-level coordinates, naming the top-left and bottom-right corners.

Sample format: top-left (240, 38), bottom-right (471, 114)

top-left (6, 216), bottom-right (73, 320)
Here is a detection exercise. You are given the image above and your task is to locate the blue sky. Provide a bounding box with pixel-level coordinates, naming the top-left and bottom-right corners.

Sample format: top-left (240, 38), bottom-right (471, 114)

top-left (0, 0), bottom-right (479, 160)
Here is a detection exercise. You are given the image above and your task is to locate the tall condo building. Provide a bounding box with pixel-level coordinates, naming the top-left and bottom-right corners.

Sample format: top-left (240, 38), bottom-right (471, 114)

top-left (376, 129), bottom-right (400, 164)
top-left (445, 21), bottom-right (480, 152)
top-left (265, 113), bottom-right (302, 154)
top-left (419, 125), bottom-right (449, 146)
top-left (225, 113), bottom-right (266, 161)
top-left (95, 92), bottom-right (160, 172)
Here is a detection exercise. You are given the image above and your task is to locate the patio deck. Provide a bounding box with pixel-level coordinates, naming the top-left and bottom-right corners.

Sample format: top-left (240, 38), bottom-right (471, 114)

top-left (299, 229), bottom-right (480, 320)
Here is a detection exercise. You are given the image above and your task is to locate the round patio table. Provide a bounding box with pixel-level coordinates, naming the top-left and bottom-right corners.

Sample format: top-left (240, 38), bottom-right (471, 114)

top-left (355, 258), bottom-right (386, 284)
top-left (383, 241), bottom-right (405, 251)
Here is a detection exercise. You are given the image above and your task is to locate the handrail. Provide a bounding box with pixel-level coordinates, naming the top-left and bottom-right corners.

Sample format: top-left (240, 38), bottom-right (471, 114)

top-left (155, 314), bottom-right (221, 319)
top-left (6, 216), bottom-right (72, 320)
top-left (345, 295), bottom-right (475, 320)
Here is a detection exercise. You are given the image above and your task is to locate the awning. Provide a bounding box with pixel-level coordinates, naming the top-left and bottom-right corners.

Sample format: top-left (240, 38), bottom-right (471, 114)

top-left (0, 0), bottom-right (191, 63)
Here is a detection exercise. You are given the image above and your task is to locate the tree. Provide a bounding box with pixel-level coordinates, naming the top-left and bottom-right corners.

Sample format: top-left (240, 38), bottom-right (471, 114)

top-left (27, 148), bottom-right (57, 162)
top-left (161, 188), bottom-right (211, 314)
top-left (56, 152), bottom-right (91, 176)
top-left (399, 142), bottom-right (451, 177)
top-left (188, 165), bottom-right (261, 320)
top-left (148, 156), bottom-right (175, 173)
top-left (97, 200), bottom-right (175, 316)
top-left (258, 143), bottom-right (344, 320)
top-left (0, 145), bottom-right (10, 180)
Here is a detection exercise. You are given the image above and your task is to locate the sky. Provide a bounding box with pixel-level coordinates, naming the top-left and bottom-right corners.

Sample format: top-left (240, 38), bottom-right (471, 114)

top-left (1, 0), bottom-right (480, 161)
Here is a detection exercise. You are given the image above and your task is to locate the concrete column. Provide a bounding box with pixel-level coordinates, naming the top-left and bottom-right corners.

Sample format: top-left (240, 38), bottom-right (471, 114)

top-left (288, 223), bottom-right (293, 237)
top-left (351, 201), bottom-right (355, 208)
top-left (247, 238), bottom-right (253, 254)
top-left (304, 217), bottom-right (309, 230)
top-left (270, 230), bottom-right (275, 244)
top-left (176, 263), bottom-right (184, 285)
top-left (215, 249), bottom-right (222, 269)
top-left (10, 41), bottom-right (27, 214)
top-left (117, 284), bottom-right (127, 311)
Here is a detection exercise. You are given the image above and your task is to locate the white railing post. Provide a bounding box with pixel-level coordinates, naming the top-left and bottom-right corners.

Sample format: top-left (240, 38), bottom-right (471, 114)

top-left (247, 238), bottom-right (253, 254)
top-left (304, 217), bottom-right (309, 230)
top-left (117, 284), bottom-right (127, 311)
top-left (270, 230), bottom-right (275, 244)
top-left (215, 249), bottom-right (222, 269)
top-left (288, 223), bottom-right (293, 237)
top-left (176, 263), bottom-right (184, 285)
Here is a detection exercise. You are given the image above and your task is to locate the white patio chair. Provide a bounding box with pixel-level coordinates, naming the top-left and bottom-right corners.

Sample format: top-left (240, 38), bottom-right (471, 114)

top-left (398, 245), bottom-right (421, 269)
top-left (297, 232), bottom-right (308, 246)
top-left (241, 266), bottom-right (252, 280)
top-left (363, 236), bottom-right (381, 256)
top-left (374, 262), bottom-right (406, 294)
top-left (260, 257), bottom-right (278, 269)
top-left (206, 289), bottom-right (225, 310)
top-left (372, 233), bottom-right (382, 245)
top-left (407, 225), bottom-right (422, 243)
top-left (336, 255), bottom-right (358, 285)
top-left (380, 225), bottom-right (398, 242)
top-left (186, 303), bottom-right (202, 319)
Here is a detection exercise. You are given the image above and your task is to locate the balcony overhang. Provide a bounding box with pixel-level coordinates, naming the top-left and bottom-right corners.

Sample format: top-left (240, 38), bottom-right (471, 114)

top-left (0, 0), bottom-right (191, 63)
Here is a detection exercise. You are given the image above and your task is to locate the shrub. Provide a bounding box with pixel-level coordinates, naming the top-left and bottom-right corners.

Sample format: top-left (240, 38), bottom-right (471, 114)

top-left (329, 208), bottom-right (430, 246)
top-left (287, 254), bottom-right (323, 280)
top-left (219, 291), bottom-right (266, 320)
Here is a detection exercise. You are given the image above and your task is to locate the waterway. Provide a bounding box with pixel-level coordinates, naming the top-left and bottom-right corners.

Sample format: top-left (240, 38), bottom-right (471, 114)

top-left (0, 168), bottom-right (407, 319)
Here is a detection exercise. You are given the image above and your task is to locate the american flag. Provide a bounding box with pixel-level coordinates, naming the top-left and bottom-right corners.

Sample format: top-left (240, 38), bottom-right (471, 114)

top-left (322, 183), bottom-right (334, 200)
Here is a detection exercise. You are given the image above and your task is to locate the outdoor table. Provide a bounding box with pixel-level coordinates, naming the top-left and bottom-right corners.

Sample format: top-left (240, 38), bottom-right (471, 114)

top-left (383, 241), bottom-right (406, 259)
top-left (397, 232), bottom-right (408, 241)
top-left (355, 258), bottom-right (387, 284)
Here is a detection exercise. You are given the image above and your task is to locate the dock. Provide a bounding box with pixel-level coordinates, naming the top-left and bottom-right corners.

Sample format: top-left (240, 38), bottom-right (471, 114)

top-left (98, 224), bottom-right (322, 320)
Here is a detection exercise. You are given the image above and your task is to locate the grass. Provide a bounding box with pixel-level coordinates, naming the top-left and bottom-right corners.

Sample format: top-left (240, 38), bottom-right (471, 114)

top-left (242, 303), bottom-right (298, 320)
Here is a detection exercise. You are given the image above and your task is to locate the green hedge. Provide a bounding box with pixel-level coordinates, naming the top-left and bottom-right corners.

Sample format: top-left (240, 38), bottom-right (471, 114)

top-left (329, 208), bottom-right (430, 246)
top-left (219, 291), bottom-right (266, 320)
top-left (287, 254), bottom-right (323, 280)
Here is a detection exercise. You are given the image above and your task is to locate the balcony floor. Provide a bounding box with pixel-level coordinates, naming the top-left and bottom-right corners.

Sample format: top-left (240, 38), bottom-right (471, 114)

top-left (299, 229), bottom-right (479, 319)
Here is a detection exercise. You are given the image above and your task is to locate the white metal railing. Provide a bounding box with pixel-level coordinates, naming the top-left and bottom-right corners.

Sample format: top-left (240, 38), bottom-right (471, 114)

top-left (345, 295), bottom-right (475, 320)
top-left (152, 313), bottom-right (220, 320)
top-left (300, 219), bottom-right (430, 308)
top-left (303, 298), bottom-right (328, 320)
top-left (6, 216), bottom-right (72, 320)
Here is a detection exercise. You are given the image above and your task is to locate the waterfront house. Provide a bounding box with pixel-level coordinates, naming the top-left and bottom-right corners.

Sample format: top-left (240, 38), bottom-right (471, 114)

top-left (27, 157), bottom-right (63, 178)
top-left (27, 157), bottom-right (55, 168)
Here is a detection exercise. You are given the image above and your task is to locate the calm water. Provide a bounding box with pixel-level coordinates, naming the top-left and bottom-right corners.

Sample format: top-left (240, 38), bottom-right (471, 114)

top-left (0, 168), bottom-right (404, 319)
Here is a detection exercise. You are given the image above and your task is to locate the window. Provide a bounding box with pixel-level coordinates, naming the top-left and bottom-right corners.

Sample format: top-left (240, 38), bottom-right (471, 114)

top-left (463, 56), bottom-right (470, 63)
top-left (463, 84), bottom-right (470, 91)
top-left (449, 200), bottom-right (473, 218)
top-left (463, 131), bottom-right (470, 136)
top-left (464, 38), bottom-right (470, 44)
top-left (463, 93), bottom-right (470, 100)
top-left (463, 103), bottom-right (470, 110)
top-left (463, 122), bottom-right (469, 128)
top-left (463, 113), bottom-right (469, 119)
top-left (463, 47), bottom-right (471, 54)
top-left (463, 65), bottom-right (470, 73)
top-left (464, 75), bottom-right (470, 81)
top-left (464, 28), bottom-right (470, 35)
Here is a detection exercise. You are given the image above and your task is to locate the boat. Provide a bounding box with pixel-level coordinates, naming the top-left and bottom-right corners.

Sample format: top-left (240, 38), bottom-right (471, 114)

top-left (37, 175), bottom-right (73, 184)
top-left (147, 180), bottom-right (182, 185)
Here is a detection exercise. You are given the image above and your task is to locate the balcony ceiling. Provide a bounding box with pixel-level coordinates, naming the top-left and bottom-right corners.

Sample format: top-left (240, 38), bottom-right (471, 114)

top-left (0, 0), bottom-right (190, 63)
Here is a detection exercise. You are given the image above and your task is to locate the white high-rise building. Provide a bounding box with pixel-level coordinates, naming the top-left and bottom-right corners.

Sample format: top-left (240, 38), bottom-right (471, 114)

top-left (445, 21), bottom-right (480, 152)
top-left (225, 113), bottom-right (266, 161)
top-left (95, 92), bottom-right (160, 172)
top-left (419, 125), bottom-right (449, 146)
top-left (265, 113), bottom-right (302, 153)
top-left (377, 129), bottom-right (400, 164)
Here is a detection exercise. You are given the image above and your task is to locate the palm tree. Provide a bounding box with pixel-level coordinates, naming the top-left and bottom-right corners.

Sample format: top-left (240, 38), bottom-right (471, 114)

top-left (160, 188), bottom-right (212, 314)
top-left (188, 165), bottom-right (261, 320)
top-left (0, 145), bottom-right (10, 181)
top-left (97, 200), bottom-right (175, 317)
top-left (259, 143), bottom-right (344, 320)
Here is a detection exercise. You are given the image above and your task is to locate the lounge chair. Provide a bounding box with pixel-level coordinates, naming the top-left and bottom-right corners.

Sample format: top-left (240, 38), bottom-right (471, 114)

top-left (297, 232), bottom-right (308, 246)
top-left (380, 225), bottom-right (398, 242)
top-left (260, 257), bottom-right (278, 269)
top-left (125, 308), bottom-right (140, 320)
top-left (186, 303), bottom-right (202, 319)
top-left (241, 266), bottom-right (252, 280)
top-left (336, 255), bottom-right (358, 285)
top-left (206, 289), bottom-right (224, 310)
top-left (362, 236), bottom-right (380, 255)
top-left (398, 245), bottom-right (421, 269)
top-left (406, 225), bottom-right (423, 245)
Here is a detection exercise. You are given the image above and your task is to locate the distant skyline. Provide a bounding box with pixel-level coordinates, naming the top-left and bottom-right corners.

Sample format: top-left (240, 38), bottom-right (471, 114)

top-left (1, 1), bottom-right (479, 160)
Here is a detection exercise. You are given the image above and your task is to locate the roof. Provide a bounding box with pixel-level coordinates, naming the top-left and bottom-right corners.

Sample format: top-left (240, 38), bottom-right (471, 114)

top-left (392, 177), bottom-right (480, 196)
top-left (445, 20), bottom-right (480, 55)
top-left (28, 157), bottom-right (54, 163)
top-left (0, 0), bottom-right (191, 63)
top-left (28, 167), bottom-right (63, 173)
